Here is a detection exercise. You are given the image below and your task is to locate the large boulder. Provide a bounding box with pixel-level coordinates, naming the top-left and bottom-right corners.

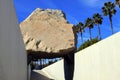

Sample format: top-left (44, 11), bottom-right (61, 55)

top-left (20, 8), bottom-right (77, 58)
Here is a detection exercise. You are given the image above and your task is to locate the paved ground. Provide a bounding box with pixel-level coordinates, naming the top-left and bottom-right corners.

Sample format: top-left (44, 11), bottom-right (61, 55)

top-left (31, 70), bottom-right (54, 80)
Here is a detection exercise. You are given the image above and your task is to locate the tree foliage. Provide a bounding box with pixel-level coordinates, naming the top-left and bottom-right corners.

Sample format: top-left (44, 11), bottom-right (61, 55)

top-left (75, 22), bottom-right (84, 42)
top-left (78, 37), bottom-right (100, 51)
top-left (85, 18), bottom-right (94, 40)
top-left (93, 13), bottom-right (103, 39)
top-left (102, 2), bottom-right (116, 34)
top-left (116, 0), bottom-right (120, 8)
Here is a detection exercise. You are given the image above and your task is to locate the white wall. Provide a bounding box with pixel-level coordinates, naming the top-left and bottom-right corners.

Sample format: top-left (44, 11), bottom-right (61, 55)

top-left (0, 0), bottom-right (27, 80)
top-left (41, 32), bottom-right (120, 80)
top-left (42, 60), bottom-right (65, 80)
top-left (74, 32), bottom-right (120, 80)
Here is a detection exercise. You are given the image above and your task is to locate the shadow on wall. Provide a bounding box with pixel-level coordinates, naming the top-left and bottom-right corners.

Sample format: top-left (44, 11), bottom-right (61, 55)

top-left (31, 71), bottom-right (54, 80)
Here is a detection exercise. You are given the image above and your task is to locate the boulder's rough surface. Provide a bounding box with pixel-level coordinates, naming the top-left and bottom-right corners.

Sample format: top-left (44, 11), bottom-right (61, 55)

top-left (20, 8), bottom-right (76, 55)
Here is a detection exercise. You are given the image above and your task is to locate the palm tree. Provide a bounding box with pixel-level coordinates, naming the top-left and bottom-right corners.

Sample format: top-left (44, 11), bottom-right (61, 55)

top-left (93, 13), bottom-right (103, 40)
top-left (75, 22), bottom-right (84, 42)
top-left (85, 18), bottom-right (94, 40)
top-left (115, 0), bottom-right (120, 8)
top-left (102, 2), bottom-right (116, 34)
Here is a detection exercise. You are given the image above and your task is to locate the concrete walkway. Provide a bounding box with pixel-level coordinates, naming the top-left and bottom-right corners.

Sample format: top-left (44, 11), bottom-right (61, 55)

top-left (31, 70), bottom-right (54, 80)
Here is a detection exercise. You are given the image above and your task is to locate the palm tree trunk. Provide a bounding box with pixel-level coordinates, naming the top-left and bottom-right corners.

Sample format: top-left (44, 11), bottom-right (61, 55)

top-left (98, 24), bottom-right (101, 40)
top-left (89, 28), bottom-right (92, 40)
top-left (80, 32), bottom-right (83, 43)
top-left (109, 14), bottom-right (114, 34)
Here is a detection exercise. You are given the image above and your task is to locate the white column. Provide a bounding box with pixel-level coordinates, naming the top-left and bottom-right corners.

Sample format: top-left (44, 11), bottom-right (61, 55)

top-left (0, 0), bottom-right (27, 80)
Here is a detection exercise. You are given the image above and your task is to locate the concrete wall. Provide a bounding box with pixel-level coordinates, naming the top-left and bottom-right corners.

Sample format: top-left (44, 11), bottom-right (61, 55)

top-left (41, 32), bottom-right (120, 80)
top-left (42, 60), bottom-right (65, 80)
top-left (0, 0), bottom-right (27, 80)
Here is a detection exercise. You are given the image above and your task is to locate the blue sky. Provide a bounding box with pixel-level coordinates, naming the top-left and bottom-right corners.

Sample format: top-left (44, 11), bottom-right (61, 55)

top-left (14, 0), bottom-right (120, 48)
